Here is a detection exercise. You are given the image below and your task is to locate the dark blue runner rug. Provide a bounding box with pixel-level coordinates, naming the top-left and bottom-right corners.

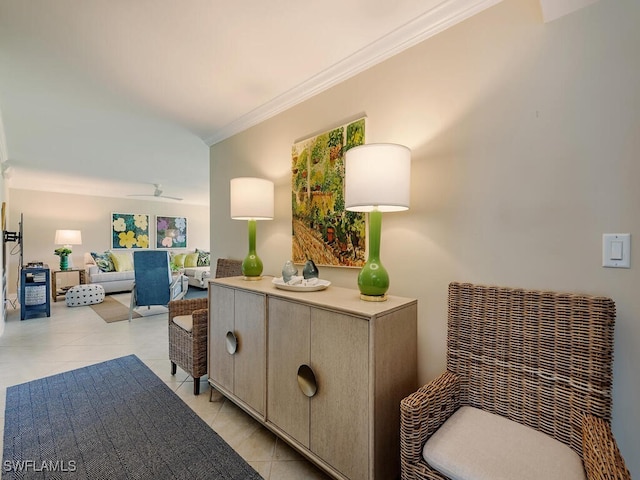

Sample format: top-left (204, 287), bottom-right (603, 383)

top-left (2, 355), bottom-right (262, 479)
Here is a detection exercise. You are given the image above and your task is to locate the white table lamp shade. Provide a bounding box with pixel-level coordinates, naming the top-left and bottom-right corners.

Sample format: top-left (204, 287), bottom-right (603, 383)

top-left (345, 143), bottom-right (411, 212)
top-left (230, 177), bottom-right (274, 220)
top-left (54, 229), bottom-right (82, 245)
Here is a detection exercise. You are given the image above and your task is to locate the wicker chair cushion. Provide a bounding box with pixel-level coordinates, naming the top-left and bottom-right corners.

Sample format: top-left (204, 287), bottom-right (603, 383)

top-left (172, 314), bottom-right (193, 333)
top-left (422, 406), bottom-right (585, 480)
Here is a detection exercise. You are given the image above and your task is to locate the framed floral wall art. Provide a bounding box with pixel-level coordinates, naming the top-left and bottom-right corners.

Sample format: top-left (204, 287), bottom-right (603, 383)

top-left (291, 117), bottom-right (367, 267)
top-left (111, 213), bottom-right (150, 249)
top-left (156, 216), bottom-right (187, 249)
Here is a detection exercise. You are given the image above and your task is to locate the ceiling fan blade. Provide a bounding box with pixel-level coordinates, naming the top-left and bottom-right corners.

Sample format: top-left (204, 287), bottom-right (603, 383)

top-left (128, 183), bottom-right (182, 201)
top-left (126, 193), bottom-right (183, 201)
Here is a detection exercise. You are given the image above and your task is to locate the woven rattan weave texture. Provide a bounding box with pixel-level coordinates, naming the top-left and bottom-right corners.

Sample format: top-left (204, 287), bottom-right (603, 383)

top-left (400, 282), bottom-right (630, 480)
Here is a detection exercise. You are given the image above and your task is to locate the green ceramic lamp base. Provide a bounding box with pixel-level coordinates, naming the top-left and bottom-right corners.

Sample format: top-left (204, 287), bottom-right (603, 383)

top-left (359, 292), bottom-right (388, 302)
top-left (242, 219), bottom-right (263, 279)
top-left (357, 210), bottom-right (389, 302)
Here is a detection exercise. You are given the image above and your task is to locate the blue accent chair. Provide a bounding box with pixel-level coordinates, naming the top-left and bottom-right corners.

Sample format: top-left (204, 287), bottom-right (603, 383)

top-left (129, 251), bottom-right (187, 321)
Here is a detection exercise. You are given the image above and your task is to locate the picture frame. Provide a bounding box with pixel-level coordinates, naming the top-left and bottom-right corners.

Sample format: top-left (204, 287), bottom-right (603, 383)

top-left (156, 216), bottom-right (188, 249)
top-left (111, 213), bottom-right (150, 249)
top-left (291, 117), bottom-right (367, 268)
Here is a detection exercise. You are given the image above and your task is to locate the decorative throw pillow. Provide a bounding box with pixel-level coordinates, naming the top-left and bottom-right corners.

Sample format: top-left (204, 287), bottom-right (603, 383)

top-left (91, 252), bottom-right (115, 272)
top-left (110, 252), bottom-right (134, 272)
top-left (184, 252), bottom-right (199, 268)
top-left (196, 249), bottom-right (210, 266)
top-left (172, 253), bottom-right (187, 268)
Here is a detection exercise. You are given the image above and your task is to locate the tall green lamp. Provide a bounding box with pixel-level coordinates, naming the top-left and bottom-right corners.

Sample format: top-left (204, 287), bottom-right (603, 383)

top-left (345, 143), bottom-right (411, 301)
top-left (230, 177), bottom-right (274, 280)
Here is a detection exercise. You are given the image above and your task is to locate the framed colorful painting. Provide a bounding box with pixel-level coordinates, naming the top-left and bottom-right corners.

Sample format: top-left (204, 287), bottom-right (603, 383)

top-left (291, 117), bottom-right (367, 267)
top-left (156, 216), bottom-right (187, 249)
top-left (111, 213), bottom-right (150, 249)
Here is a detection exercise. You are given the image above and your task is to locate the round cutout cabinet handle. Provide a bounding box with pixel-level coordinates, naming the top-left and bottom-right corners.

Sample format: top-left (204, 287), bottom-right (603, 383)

top-left (297, 364), bottom-right (318, 397)
top-left (225, 331), bottom-right (238, 355)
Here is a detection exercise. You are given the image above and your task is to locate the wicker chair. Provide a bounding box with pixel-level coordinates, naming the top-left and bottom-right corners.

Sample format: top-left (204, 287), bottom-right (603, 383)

top-left (400, 282), bottom-right (630, 480)
top-left (168, 258), bottom-right (242, 395)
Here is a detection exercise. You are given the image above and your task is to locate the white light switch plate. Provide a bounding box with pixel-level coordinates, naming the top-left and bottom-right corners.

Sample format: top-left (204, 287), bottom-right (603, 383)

top-left (602, 233), bottom-right (631, 268)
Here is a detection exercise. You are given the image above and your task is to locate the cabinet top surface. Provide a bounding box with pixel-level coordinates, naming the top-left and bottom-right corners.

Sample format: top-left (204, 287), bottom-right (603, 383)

top-left (210, 276), bottom-right (416, 317)
top-left (22, 266), bottom-right (50, 272)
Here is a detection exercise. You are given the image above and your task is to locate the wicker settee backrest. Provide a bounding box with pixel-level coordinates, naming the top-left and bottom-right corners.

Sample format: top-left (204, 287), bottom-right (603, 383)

top-left (446, 282), bottom-right (616, 455)
top-left (215, 258), bottom-right (243, 278)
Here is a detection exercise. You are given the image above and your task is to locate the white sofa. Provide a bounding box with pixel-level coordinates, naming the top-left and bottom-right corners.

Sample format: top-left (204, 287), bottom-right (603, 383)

top-left (84, 249), bottom-right (212, 292)
top-left (169, 250), bottom-right (211, 289)
top-left (84, 252), bottom-right (135, 293)
top-left (182, 266), bottom-right (210, 289)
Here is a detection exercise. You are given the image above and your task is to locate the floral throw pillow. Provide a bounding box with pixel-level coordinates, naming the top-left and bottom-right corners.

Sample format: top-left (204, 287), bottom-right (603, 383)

top-left (91, 252), bottom-right (115, 272)
top-left (196, 249), bottom-right (210, 266)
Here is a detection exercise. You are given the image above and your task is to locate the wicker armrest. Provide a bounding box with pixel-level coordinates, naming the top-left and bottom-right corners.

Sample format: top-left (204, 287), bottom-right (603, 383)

top-left (400, 370), bottom-right (461, 465)
top-left (582, 414), bottom-right (631, 480)
top-left (191, 308), bottom-right (208, 329)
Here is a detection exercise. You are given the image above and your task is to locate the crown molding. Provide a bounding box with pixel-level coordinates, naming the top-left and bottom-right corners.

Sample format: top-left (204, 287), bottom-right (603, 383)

top-left (206, 0), bottom-right (502, 146)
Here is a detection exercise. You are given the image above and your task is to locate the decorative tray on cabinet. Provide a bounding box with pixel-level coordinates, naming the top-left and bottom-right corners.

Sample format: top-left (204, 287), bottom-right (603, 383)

top-left (272, 277), bottom-right (331, 292)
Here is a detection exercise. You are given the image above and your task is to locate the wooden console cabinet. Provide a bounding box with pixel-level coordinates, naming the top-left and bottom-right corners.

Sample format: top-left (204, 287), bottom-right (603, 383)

top-left (208, 277), bottom-right (417, 480)
top-left (209, 283), bottom-right (266, 416)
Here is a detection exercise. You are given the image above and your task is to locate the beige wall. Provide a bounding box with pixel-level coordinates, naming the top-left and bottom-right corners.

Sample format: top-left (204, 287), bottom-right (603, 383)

top-left (5, 189), bottom-right (210, 295)
top-left (211, 0), bottom-right (639, 473)
top-left (0, 174), bottom-right (6, 336)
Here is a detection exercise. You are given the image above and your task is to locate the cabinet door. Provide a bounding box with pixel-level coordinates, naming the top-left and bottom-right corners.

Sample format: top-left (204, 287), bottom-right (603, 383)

top-left (267, 298), bottom-right (311, 447)
top-left (311, 309), bottom-right (369, 480)
top-left (233, 290), bottom-right (266, 415)
top-left (209, 284), bottom-right (235, 392)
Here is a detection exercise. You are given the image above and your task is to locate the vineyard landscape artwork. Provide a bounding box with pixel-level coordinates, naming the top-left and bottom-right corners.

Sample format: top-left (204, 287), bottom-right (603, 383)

top-left (291, 118), bottom-right (366, 267)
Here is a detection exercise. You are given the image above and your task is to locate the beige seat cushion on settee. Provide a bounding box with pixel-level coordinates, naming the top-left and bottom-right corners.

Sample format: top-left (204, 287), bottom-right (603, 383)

top-left (422, 406), bottom-right (585, 480)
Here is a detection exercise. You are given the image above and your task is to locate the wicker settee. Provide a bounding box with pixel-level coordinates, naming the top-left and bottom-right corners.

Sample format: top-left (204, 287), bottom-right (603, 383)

top-left (400, 282), bottom-right (630, 480)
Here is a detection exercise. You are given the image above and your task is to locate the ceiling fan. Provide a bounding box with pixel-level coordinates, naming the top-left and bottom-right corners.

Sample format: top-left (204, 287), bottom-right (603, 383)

top-left (128, 183), bottom-right (183, 201)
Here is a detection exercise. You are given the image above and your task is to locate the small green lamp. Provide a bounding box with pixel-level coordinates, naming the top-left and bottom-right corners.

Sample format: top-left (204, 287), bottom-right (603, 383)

top-left (345, 143), bottom-right (411, 301)
top-left (230, 177), bottom-right (274, 280)
top-left (54, 229), bottom-right (82, 271)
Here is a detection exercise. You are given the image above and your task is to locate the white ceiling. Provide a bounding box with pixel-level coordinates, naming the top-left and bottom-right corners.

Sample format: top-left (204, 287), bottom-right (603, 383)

top-left (1, 0), bottom-right (576, 206)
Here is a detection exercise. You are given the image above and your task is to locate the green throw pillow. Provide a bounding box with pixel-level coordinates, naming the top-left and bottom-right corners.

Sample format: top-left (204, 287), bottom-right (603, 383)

top-left (91, 252), bottom-right (115, 272)
top-left (184, 252), bottom-right (199, 268)
top-left (172, 253), bottom-right (187, 268)
top-left (196, 249), bottom-right (210, 266)
top-left (110, 252), bottom-right (134, 272)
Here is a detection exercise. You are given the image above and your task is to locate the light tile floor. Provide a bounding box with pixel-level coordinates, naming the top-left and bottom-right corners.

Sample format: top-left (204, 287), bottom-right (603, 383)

top-left (0, 293), bottom-right (331, 480)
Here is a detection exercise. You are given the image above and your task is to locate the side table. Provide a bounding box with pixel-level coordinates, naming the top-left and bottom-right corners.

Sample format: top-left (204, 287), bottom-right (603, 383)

top-left (52, 269), bottom-right (86, 302)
